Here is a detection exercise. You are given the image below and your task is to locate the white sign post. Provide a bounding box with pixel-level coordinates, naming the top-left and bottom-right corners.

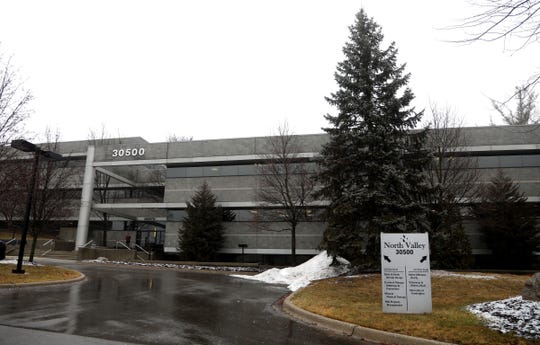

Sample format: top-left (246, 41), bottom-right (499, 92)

top-left (380, 233), bottom-right (432, 314)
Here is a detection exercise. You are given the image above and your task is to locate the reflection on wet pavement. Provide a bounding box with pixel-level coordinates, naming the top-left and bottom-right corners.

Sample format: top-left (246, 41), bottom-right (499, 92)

top-left (0, 263), bottom-right (370, 345)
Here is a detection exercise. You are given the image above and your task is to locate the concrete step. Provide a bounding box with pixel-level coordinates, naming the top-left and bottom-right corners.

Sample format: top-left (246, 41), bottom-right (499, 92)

top-left (5, 246), bottom-right (18, 255)
top-left (41, 250), bottom-right (78, 260)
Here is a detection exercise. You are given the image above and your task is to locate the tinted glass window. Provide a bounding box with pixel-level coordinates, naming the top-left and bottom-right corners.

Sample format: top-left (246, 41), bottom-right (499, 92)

top-left (203, 166), bottom-right (222, 176)
top-left (167, 167), bottom-right (186, 178)
top-left (521, 155), bottom-right (540, 167)
top-left (231, 210), bottom-right (258, 221)
top-left (477, 156), bottom-right (499, 168)
top-left (167, 210), bottom-right (187, 221)
top-left (498, 155), bottom-right (522, 168)
top-left (220, 165), bottom-right (239, 176)
top-left (167, 163), bottom-right (315, 178)
top-left (185, 167), bottom-right (203, 177)
top-left (237, 165), bottom-right (256, 176)
top-left (473, 154), bottom-right (540, 168)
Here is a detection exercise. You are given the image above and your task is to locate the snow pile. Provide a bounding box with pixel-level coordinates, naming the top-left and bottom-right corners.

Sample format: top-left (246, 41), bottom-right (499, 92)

top-left (83, 259), bottom-right (260, 272)
top-left (234, 251), bottom-right (350, 291)
top-left (467, 296), bottom-right (540, 339)
top-left (0, 259), bottom-right (41, 266)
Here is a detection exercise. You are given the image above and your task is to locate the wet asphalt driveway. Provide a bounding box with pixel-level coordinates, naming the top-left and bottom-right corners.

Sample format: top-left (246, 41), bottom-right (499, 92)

top-left (0, 261), bottom-right (369, 345)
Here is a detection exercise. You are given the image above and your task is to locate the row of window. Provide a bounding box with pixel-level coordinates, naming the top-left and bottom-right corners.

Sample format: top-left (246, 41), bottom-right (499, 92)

top-left (166, 163), bottom-right (317, 178)
top-left (167, 209), bottom-right (325, 222)
top-left (94, 187), bottom-right (163, 200)
top-left (474, 154), bottom-right (540, 169)
top-left (166, 155), bottom-right (540, 179)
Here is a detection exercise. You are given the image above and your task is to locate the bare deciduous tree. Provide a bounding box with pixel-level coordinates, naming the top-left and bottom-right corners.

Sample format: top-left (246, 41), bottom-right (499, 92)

top-left (452, 0), bottom-right (540, 48)
top-left (0, 160), bottom-right (27, 238)
top-left (426, 105), bottom-right (481, 203)
top-left (257, 123), bottom-right (316, 265)
top-left (491, 84), bottom-right (538, 124)
top-left (124, 167), bottom-right (165, 202)
top-left (449, 0), bottom-right (540, 94)
top-left (28, 130), bottom-right (78, 261)
top-left (425, 104), bottom-right (480, 268)
top-left (0, 50), bottom-right (32, 200)
top-left (0, 52), bottom-right (32, 154)
top-left (167, 134), bottom-right (193, 142)
top-left (88, 126), bottom-right (121, 247)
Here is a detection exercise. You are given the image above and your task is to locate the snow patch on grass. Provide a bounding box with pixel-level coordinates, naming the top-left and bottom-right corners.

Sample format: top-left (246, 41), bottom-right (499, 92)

top-left (467, 296), bottom-right (540, 339)
top-left (432, 270), bottom-right (497, 280)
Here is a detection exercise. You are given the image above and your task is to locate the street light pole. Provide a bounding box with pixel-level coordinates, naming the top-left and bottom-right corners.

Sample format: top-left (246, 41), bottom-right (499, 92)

top-left (12, 152), bottom-right (39, 274)
top-left (10, 139), bottom-right (63, 274)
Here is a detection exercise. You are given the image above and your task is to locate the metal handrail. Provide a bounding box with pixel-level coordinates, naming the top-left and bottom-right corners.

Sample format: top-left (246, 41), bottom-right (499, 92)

top-left (134, 244), bottom-right (149, 255)
top-left (5, 238), bottom-right (17, 254)
top-left (41, 239), bottom-right (55, 256)
top-left (80, 240), bottom-right (94, 248)
top-left (116, 241), bottom-right (131, 250)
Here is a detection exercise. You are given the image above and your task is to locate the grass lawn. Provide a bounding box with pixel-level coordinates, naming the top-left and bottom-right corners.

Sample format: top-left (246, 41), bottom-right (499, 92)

top-left (291, 272), bottom-right (538, 345)
top-left (0, 263), bottom-right (82, 285)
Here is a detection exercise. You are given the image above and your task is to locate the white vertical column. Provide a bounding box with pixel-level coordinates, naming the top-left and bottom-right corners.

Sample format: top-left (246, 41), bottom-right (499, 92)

top-left (75, 145), bottom-right (95, 249)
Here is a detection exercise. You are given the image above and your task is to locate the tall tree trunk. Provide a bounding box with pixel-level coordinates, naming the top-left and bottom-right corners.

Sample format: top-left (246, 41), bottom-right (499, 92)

top-left (10, 220), bottom-right (16, 239)
top-left (291, 224), bottom-right (296, 266)
top-left (102, 212), bottom-right (108, 247)
top-left (29, 233), bottom-right (38, 262)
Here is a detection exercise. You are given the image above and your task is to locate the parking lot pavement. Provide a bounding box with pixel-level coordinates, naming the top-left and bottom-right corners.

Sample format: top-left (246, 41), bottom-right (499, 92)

top-left (0, 325), bottom-right (143, 345)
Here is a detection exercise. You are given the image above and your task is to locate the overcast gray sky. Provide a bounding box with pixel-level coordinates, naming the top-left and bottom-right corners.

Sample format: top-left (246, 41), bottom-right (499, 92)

top-left (1, 0), bottom-right (539, 143)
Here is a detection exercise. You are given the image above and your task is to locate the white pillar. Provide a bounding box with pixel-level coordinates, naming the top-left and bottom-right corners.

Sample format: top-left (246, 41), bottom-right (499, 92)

top-left (75, 145), bottom-right (95, 249)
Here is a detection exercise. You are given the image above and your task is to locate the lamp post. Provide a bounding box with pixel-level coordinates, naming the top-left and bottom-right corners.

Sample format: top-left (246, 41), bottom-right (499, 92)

top-left (238, 243), bottom-right (248, 263)
top-left (11, 139), bottom-right (63, 274)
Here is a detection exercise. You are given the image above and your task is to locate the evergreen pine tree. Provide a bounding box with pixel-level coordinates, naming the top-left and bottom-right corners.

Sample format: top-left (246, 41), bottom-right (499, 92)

top-left (178, 182), bottom-right (234, 261)
top-left (317, 9), bottom-right (432, 269)
top-left (427, 205), bottom-right (472, 269)
top-left (473, 170), bottom-right (539, 269)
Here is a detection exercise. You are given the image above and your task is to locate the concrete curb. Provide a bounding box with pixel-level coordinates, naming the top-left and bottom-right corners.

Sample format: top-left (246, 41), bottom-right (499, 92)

top-left (0, 272), bottom-right (86, 289)
top-left (283, 291), bottom-right (453, 345)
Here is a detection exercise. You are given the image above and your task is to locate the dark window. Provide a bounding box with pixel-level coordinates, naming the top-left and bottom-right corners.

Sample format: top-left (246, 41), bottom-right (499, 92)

top-left (167, 210), bottom-right (187, 221)
top-left (167, 167), bottom-right (186, 178)
top-left (477, 156), bottom-right (499, 168)
top-left (474, 154), bottom-right (540, 168)
top-left (231, 210), bottom-right (258, 222)
top-left (237, 165), bottom-right (256, 176)
top-left (220, 165), bottom-right (239, 176)
top-left (521, 155), bottom-right (540, 167)
top-left (167, 162), bottom-right (317, 178)
top-left (185, 167), bottom-right (203, 177)
top-left (167, 164), bottom-right (257, 178)
top-left (498, 155), bottom-right (522, 168)
top-left (203, 166), bottom-right (221, 176)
